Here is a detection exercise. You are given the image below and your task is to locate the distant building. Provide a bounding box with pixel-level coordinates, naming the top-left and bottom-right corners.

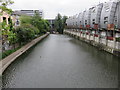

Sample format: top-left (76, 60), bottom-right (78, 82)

top-left (11, 12), bottom-right (21, 27)
top-left (47, 19), bottom-right (55, 33)
top-left (13, 10), bottom-right (43, 18)
top-left (0, 9), bottom-right (10, 24)
top-left (47, 19), bottom-right (55, 28)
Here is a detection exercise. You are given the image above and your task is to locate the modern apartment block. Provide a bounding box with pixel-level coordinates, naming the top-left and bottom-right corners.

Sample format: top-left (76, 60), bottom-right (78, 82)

top-left (14, 10), bottom-right (43, 18)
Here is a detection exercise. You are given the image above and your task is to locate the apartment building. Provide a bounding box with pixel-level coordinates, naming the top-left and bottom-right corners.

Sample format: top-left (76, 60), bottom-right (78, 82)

top-left (14, 10), bottom-right (43, 18)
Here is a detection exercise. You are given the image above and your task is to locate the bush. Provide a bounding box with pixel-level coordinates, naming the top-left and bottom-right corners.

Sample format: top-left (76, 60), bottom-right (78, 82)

top-left (20, 15), bottom-right (32, 25)
top-left (116, 37), bottom-right (120, 42)
top-left (31, 13), bottom-right (50, 34)
top-left (15, 24), bottom-right (38, 44)
top-left (2, 47), bottom-right (20, 59)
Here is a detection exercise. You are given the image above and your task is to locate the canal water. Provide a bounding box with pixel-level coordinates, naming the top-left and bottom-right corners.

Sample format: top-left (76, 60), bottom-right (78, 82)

top-left (2, 34), bottom-right (119, 88)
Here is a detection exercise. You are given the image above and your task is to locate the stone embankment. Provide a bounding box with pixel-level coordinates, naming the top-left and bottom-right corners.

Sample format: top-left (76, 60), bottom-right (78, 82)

top-left (0, 33), bottom-right (50, 75)
top-left (64, 30), bottom-right (120, 57)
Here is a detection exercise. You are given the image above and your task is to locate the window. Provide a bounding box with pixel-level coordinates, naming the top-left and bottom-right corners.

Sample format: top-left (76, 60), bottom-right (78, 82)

top-left (16, 20), bottom-right (19, 25)
top-left (104, 17), bottom-right (108, 20)
top-left (76, 22), bottom-right (77, 25)
top-left (105, 8), bottom-right (110, 12)
top-left (80, 21), bottom-right (81, 23)
top-left (93, 22), bottom-right (95, 24)
top-left (3, 17), bottom-right (6, 21)
top-left (8, 18), bottom-right (11, 24)
top-left (93, 19), bottom-right (95, 21)
top-left (92, 8), bottom-right (96, 13)
top-left (3, 17), bottom-right (6, 24)
top-left (104, 21), bottom-right (108, 24)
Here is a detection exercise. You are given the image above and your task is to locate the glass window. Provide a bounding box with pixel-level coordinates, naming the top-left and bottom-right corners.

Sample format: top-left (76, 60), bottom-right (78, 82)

top-left (104, 17), bottom-right (108, 20)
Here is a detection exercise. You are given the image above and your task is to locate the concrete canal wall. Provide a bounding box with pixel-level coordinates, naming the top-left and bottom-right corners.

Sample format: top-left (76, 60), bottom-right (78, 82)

top-left (64, 30), bottom-right (120, 57)
top-left (0, 33), bottom-right (50, 75)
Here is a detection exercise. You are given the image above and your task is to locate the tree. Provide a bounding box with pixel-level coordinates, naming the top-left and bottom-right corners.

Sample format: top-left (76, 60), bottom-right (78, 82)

top-left (62, 16), bottom-right (68, 30)
top-left (44, 20), bottom-right (50, 32)
top-left (15, 24), bottom-right (37, 45)
top-left (20, 15), bottom-right (32, 25)
top-left (31, 12), bottom-right (50, 34)
top-left (0, 0), bottom-right (14, 6)
top-left (7, 30), bottom-right (16, 49)
top-left (9, 17), bottom-right (14, 31)
top-left (54, 13), bottom-right (68, 34)
top-left (54, 13), bottom-right (63, 34)
top-left (0, 0), bottom-right (14, 14)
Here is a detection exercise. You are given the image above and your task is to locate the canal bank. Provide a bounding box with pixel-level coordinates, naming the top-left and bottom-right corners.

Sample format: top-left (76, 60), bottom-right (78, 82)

top-left (64, 30), bottom-right (120, 57)
top-left (0, 32), bottom-right (50, 75)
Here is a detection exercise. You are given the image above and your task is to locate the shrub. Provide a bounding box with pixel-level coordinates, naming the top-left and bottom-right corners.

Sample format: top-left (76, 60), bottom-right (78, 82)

top-left (2, 49), bottom-right (16, 59)
top-left (116, 37), bottom-right (120, 42)
top-left (15, 24), bottom-right (38, 45)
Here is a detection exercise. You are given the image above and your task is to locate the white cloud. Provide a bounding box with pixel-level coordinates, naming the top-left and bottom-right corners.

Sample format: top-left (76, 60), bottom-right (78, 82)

top-left (8, 0), bottom-right (110, 19)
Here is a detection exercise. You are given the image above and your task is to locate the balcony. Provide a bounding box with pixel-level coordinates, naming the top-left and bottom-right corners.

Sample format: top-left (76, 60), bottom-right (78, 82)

top-left (86, 25), bottom-right (90, 29)
top-left (94, 24), bottom-right (98, 30)
top-left (107, 36), bottom-right (114, 40)
top-left (94, 34), bottom-right (99, 37)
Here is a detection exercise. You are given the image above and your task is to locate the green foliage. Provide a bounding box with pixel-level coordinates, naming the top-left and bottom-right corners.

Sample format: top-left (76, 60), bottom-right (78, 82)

top-left (1, 20), bottom-right (7, 30)
top-left (20, 12), bottom-right (50, 35)
top-left (20, 15), bottom-right (32, 25)
top-left (31, 12), bottom-right (50, 34)
top-left (44, 20), bottom-right (50, 32)
top-left (2, 49), bottom-right (16, 59)
top-left (9, 17), bottom-right (14, 31)
top-left (1, 20), bottom-right (17, 45)
top-left (116, 37), bottom-right (120, 42)
top-left (0, 6), bottom-right (13, 14)
top-left (0, 0), bottom-right (14, 7)
top-left (2, 47), bottom-right (20, 59)
top-left (62, 16), bottom-right (68, 29)
top-left (0, 23), bottom-right (2, 35)
top-left (54, 13), bottom-right (68, 34)
top-left (54, 13), bottom-right (62, 34)
top-left (0, 0), bottom-right (14, 14)
top-left (1, 17), bottom-right (14, 31)
top-left (18, 12), bottom-right (50, 45)
top-left (15, 24), bottom-right (38, 44)
top-left (7, 30), bottom-right (16, 44)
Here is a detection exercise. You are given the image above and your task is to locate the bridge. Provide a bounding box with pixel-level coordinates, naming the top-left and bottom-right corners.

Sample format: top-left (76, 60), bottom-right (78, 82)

top-left (1, 34), bottom-right (119, 88)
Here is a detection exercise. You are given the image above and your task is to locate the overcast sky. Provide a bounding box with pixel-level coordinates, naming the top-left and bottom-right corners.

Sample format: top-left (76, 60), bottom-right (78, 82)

top-left (8, 0), bottom-right (110, 19)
